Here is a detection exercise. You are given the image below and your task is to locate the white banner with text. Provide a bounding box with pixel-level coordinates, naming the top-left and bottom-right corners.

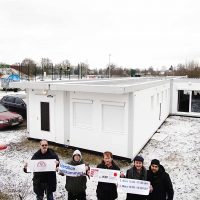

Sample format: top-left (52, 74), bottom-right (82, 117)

top-left (27, 159), bottom-right (56, 172)
top-left (90, 167), bottom-right (120, 184)
top-left (118, 178), bottom-right (150, 195)
top-left (59, 163), bottom-right (86, 177)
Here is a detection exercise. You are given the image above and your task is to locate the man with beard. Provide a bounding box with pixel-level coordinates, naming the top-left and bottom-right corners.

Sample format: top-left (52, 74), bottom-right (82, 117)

top-left (126, 155), bottom-right (147, 200)
top-left (147, 159), bottom-right (174, 200)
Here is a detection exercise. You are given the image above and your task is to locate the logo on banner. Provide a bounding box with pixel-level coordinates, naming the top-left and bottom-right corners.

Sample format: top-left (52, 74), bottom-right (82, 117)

top-left (114, 172), bottom-right (118, 177)
top-left (37, 161), bottom-right (47, 168)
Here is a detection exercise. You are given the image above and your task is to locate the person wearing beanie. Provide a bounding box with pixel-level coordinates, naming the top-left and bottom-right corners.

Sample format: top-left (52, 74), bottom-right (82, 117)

top-left (151, 159), bottom-right (160, 166)
top-left (147, 159), bottom-right (174, 200)
top-left (63, 150), bottom-right (89, 200)
top-left (125, 155), bottom-right (147, 200)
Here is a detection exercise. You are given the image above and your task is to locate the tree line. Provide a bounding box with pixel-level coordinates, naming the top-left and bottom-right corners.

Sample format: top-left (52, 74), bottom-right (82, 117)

top-left (1, 58), bottom-right (200, 79)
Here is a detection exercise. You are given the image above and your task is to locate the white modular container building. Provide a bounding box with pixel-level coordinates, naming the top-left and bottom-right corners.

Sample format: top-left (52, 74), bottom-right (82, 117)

top-left (11, 78), bottom-right (171, 158)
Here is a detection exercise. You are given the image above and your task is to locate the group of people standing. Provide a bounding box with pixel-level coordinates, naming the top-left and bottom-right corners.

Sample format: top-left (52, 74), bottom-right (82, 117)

top-left (24, 139), bottom-right (174, 200)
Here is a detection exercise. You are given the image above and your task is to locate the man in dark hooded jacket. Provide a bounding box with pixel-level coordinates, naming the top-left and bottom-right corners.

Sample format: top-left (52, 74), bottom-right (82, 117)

top-left (96, 151), bottom-right (120, 200)
top-left (147, 159), bottom-right (174, 200)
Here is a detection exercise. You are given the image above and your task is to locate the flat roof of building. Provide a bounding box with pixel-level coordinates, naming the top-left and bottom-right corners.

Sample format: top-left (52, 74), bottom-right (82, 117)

top-left (11, 77), bottom-right (172, 94)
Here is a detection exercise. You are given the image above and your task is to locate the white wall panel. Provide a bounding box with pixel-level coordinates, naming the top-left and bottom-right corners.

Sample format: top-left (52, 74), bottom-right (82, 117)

top-left (132, 83), bottom-right (170, 156)
top-left (69, 92), bottom-right (129, 157)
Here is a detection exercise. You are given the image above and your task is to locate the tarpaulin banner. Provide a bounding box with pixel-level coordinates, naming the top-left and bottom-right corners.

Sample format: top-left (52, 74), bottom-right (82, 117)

top-left (90, 167), bottom-right (120, 184)
top-left (59, 162), bottom-right (86, 177)
top-left (118, 178), bottom-right (150, 195)
top-left (27, 159), bottom-right (56, 172)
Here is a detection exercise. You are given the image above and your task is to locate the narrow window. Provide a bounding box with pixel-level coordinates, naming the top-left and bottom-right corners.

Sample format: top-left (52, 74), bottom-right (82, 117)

top-left (178, 90), bottom-right (190, 112)
top-left (41, 102), bottom-right (50, 131)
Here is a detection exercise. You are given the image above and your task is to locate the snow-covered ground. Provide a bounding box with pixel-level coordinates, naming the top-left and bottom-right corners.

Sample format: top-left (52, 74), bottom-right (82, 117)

top-left (0, 116), bottom-right (200, 200)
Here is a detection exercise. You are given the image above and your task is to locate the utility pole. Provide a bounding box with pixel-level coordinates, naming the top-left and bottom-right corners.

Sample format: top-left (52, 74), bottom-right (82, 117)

top-left (18, 63), bottom-right (21, 79)
top-left (78, 64), bottom-right (80, 79)
top-left (51, 63), bottom-right (54, 80)
top-left (108, 54), bottom-right (111, 78)
top-left (41, 62), bottom-right (44, 81)
top-left (80, 64), bottom-right (82, 79)
top-left (28, 64), bottom-right (30, 81)
top-left (59, 67), bottom-right (62, 80)
top-left (67, 65), bottom-right (70, 80)
top-left (35, 64), bottom-right (37, 82)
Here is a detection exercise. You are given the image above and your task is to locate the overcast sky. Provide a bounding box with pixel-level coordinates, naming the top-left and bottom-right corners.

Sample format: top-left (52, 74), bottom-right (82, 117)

top-left (0, 0), bottom-right (200, 69)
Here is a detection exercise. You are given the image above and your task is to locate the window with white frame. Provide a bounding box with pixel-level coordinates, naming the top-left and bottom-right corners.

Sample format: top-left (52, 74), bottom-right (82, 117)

top-left (191, 91), bottom-right (200, 112)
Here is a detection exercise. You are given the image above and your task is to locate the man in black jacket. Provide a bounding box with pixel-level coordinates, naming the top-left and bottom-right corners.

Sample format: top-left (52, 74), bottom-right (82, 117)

top-left (126, 155), bottom-right (147, 200)
top-left (147, 159), bottom-right (174, 200)
top-left (96, 151), bottom-right (120, 200)
top-left (24, 139), bottom-right (59, 200)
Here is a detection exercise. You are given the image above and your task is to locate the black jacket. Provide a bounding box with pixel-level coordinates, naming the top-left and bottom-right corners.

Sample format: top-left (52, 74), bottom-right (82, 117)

top-left (96, 161), bottom-right (120, 200)
top-left (126, 166), bottom-right (147, 200)
top-left (25, 148), bottom-right (59, 193)
top-left (65, 159), bottom-right (87, 194)
top-left (147, 165), bottom-right (174, 200)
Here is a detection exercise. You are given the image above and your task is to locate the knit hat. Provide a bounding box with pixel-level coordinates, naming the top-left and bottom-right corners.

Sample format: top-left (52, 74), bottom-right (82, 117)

top-left (133, 155), bottom-right (144, 163)
top-left (73, 149), bottom-right (82, 160)
top-left (151, 159), bottom-right (160, 166)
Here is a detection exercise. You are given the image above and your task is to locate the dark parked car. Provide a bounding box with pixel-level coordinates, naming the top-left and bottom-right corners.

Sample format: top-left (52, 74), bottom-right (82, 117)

top-left (0, 103), bottom-right (23, 129)
top-left (0, 94), bottom-right (27, 118)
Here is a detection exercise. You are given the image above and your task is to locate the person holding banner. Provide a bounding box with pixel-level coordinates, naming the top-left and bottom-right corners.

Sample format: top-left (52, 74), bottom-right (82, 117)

top-left (96, 151), bottom-right (120, 200)
top-left (24, 139), bottom-right (59, 200)
top-left (147, 159), bottom-right (174, 200)
top-left (125, 155), bottom-right (148, 200)
top-left (60, 150), bottom-right (88, 200)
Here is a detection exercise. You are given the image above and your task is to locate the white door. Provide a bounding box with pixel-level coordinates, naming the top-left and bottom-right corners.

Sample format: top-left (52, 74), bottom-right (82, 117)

top-left (29, 95), bottom-right (56, 142)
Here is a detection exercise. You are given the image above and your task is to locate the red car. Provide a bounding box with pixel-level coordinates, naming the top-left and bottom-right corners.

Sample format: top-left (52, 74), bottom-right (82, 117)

top-left (0, 103), bottom-right (23, 129)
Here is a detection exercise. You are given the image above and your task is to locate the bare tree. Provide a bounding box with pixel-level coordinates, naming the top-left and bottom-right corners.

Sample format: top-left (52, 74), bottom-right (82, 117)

top-left (41, 58), bottom-right (53, 77)
top-left (79, 62), bottom-right (89, 77)
top-left (58, 59), bottom-right (71, 77)
top-left (20, 58), bottom-right (37, 79)
top-left (175, 61), bottom-right (200, 78)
